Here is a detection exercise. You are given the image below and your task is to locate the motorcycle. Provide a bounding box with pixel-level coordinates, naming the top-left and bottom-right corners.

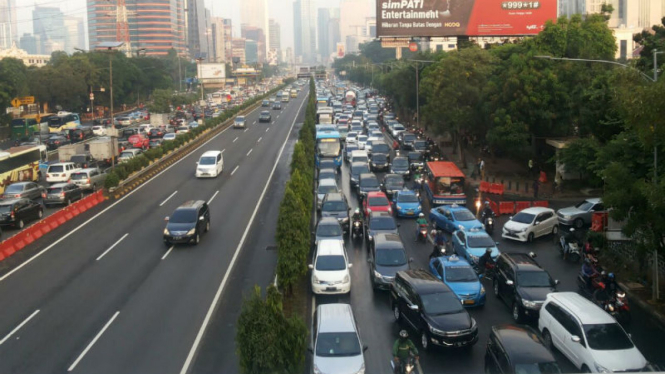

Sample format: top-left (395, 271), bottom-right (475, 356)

top-left (481, 211), bottom-right (495, 235)
top-left (559, 228), bottom-right (582, 263)
top-left (417, 224), bottom-right (428, 242)
top-left (576, 270), bottom-right (604, 298)
top-left (352, 219), bottom-right (363, 240)
top-left (593, 288), bottom-right (631, 325)
top-left (391, 355), bottom-right (417, 374)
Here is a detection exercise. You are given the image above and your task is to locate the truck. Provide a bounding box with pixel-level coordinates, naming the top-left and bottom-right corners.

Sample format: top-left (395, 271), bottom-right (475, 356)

top-left (150, 113), bottom-right (169, 127)
top-left (57, 143), bottom-right (86, 162)
top-left (89, 137), bottom-right (119, 166)
top-left (344, 90), bottom-right (357, 106)
top-left (316, 107), bottom-right (334, 124)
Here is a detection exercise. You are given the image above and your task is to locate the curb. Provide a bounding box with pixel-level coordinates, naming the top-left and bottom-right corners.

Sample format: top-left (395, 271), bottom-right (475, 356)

top-left (618, 281), bottom-right (665, 330)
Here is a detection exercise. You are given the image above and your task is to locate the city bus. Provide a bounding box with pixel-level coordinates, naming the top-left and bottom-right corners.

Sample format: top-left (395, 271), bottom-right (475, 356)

top-left (315, 130), bottom-right (342, 168)
top-left (10, 113), bottom-right (54, 140)
top-left (0, 145), bottom-right (48, 194)
top-left (48, 111), bottom-right (81, 133)
top-left (422, 161), bottom-right (467, 206)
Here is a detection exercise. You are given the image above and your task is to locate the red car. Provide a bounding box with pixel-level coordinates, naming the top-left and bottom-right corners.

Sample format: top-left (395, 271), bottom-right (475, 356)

top-left (128, 134), bottom-right (150, 149)
top-left (363, 191), bottom-right (392, 216)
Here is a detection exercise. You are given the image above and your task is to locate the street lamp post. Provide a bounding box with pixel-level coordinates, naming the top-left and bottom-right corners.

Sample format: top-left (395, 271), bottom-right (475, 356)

top-left (535, 54), bottom-right (662, 300)
top-left (196, 57), bottom-right (205, 103)
top-left (407, 59), bottom-right (437, 129)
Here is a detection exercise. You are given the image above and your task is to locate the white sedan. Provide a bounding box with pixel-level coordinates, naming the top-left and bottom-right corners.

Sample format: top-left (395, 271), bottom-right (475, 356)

top-left (357, 135), bottom-right (368, 150)
top-left (502, 207), bottom-right (559, 242)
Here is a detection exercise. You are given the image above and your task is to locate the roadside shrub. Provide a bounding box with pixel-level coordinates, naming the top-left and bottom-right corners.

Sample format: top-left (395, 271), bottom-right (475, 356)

top-left (104, 172), bottom-right (120, 189)
top-left (114, 164), bottom-right (128, 179)
top-left (276, 185), bottom-right (309, 294)
top-left (154, 147), bottom-right (164, 159)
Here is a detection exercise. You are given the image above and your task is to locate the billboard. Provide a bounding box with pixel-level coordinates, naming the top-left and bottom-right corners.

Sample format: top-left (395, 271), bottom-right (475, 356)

top-left (376, 0), bottom-right (557, 37)
top-left (336, 43), bottom-right (345, 58)
top-left (199, 63), bottom-right (226, 83)
top-left (381, 37), bottom-right (411, 48)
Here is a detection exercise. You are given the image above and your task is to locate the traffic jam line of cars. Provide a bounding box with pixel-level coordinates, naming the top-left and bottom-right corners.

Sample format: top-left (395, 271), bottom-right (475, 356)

top-left (307, 82), bottom-right (654, 374)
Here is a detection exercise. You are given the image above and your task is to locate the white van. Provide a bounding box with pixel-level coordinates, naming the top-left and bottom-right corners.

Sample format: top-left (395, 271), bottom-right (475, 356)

top-left (196, 150), bottom-right (224, 178)
top-left (46, 162), bottom-right (81, 184)
top-left (350, 150), bottom-right (369, 165)
top-left (312, 303), bottom-right (366, 374)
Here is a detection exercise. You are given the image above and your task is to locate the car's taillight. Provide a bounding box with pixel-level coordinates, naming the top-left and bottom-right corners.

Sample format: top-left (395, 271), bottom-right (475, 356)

top-left (42, 193), bottom-right (46, 198)
top-left (61, 174), bottom-right (66, 177)
top-left (87, 178), bottom-right (90, 184)
top-left (60, 192), bottom-right (65, 197)
top-left (10, 211), bottom-right (14, 218)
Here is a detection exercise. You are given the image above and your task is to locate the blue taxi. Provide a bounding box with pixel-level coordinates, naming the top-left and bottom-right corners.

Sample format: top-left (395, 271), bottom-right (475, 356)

top-left (451, 229), bottom-right (500, 271)
top-left (429, 255), bottom-right (486, 307)
top-left (429, 204), bottom-right (484, 233)
top-left (392, 190), bottom-right (422, 218)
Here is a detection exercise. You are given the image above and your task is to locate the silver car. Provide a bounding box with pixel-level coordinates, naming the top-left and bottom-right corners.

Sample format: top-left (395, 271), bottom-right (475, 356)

top-left (556, 198), bottom-right (604, 229)
top-left (70, 168), bottom-right (107, 191)
top-left (1, 182), bottom-right (45, 200)
top-left (317, 178), bottom-right (339, 210)
top-left (234, 116), bottom-right (246, 128)
top-left (312, 303), bottom-right (367, 374)
top-left (315, 217), bottom-right (345, 245)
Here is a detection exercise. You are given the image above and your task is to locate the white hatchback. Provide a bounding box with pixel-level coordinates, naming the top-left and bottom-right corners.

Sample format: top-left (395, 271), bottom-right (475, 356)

top-left (502, 207), bottom-right (558, 242)
top-left (309, 239), bottom-right (352, 295)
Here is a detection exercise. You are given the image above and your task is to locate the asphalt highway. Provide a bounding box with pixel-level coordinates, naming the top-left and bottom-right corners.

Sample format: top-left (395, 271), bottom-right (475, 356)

top-left (0, 90), bottom-right (309, 374)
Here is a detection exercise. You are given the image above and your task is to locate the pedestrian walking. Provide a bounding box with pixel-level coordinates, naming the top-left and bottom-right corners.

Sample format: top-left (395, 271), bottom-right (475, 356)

top-left (471, 158), bottom-right (480, 179)
top-left (532, 179), bottom-right (540, 199)
top-left (479, 158), bottom-right (486, 180)
top-left (553, 172), bottom-right (562, 195)
top-left (528, 159), bottom-right (534, 177)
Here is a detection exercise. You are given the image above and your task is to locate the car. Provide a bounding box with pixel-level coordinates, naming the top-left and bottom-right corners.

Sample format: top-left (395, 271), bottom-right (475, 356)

top-left (195, 150), bottom-right (224, 178)
top-left (349, 162), bottom-right (370, 188)
top-left (357, 135), bottom-right (368, 149)
top-left (92, 125), bottom-right (107, 136)
top-left (350, 150), bottom-right (369, 165)
top-left (163, 200), bottom-right (211, 246)
top-left (176, 126), bottom-right (190, 134)
top-left (315, 217), bottom-right (345, 245)
top-left (363, 191), bottom-right (392, 216)
top-left (116, 116), bottom-right (132, 126)
top-left (365, 211), bottom-right (399, 243)
top-left (317, 178), bottom-right (339, 210)
top-left (391, 157), bottom-right (410, 178)
top-left (381, 174), bottom-right (406, 198)
top-left (149, 138), bottom-right (163, 148)
top-left (494, 252), bottom-right (559, 323)
top-left (370, 233), bottom-right (411, 289)
top-left (69, 168), bottom-right (106, 191)
top-left (413, 140), bottom-right (428, 154)
top-left (345, 144), bottom-right (359, 163)
top-left (407, 151), bottom-right (424, 169)
top-left (429, 255), bottom-right (486, 307)
top-left (317, 168), bottom-right (337, 184)
top-left (162, 133), bottom-right (177, 141)
top-left (391, 124), bottom-right (406, 138)
top-left (42, 182), bottom-right (83, 207)
top-left (365, 137), bottom-right (379, 152)
top-left (320, 192), bottom-right (350, 231)
top-left (400, 132), bottom-right (418, 150)
top-left (118, 148), bottom-right (143, 163)
top-left (0, 198), bottom-right (43, 228)
top-left (259, 110), bottom-right (272, 123)
top-left (538, 292), bottom-right (648, 373)
top-left (272, 101), bottom-right (282, 110)
top-left (390, 269), bottom-right (479, 350)
top-left (502, 207), bottom-right (559, 243)
top-left (234, 116), bottom-right (246, 129)
top-left (317, 159), bottom-right (337, 171)
top-left (346, 132), bottom-right (358, 146)
top-left (369, 153), bottom-right (390, 172)
top-left (309, 239), bottom-right (351, 295)
top-left (451, 230), bottom-right (500, 270)
top-left (393, 190), bottom-right (422, 218)
top-left (556, 198), bottom-right (604, 229)
top-left (357, 173), bottom-right (381, 201)
top-left (128, 134), bottom-right (150, 149)
top-left (148, 128), bottom-right (165, 139)
top-left (430, 204), bottom-right (484, 233)
top-left (1, 182), bottom-right (45, 200)
top-left (45, 135), bottom-right (70, 150)
top-left (485, 324), bottom-right (561, 374)
top-left (370, 141), bottom-right (391, 158)
top-left (46, 162), bottom-right (81, 184)
top-left (311, 303), bottom-right (367, 374)
top-left (261, 99), bottom-right (270, 107)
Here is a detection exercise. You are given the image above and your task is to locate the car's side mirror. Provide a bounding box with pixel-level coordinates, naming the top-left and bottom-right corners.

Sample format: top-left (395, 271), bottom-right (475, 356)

top-left (409, 257), bottom-right (414, 263)
top-left (363, 345), bottom-right (369, 352)
top-left (308, 264), bottom-right (314, 269)
top-left (199, 216), bottom-right (205, 221)
top-left (506, 280), bottom-right (514, 286)
top-left (348, 263), bottom-right (353, 268)
top-left (534, 221), bottom-right (540, 225)
top-left (571, 335), bottom-right (581, 343)
top-left (408, 304), bottom-right (419, 311)
top-left (367, 258), bottom-right (373, 263)
top-left (554, 279), bottom-right (560, 285)
top-left (164, 216), bottom-right (169, 221)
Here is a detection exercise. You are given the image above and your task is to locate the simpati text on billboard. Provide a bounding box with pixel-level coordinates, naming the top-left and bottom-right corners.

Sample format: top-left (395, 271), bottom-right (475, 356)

top-left (199, 63), bottom-right (226, 83)
top-left (376, 0), bottom-right (557, 37)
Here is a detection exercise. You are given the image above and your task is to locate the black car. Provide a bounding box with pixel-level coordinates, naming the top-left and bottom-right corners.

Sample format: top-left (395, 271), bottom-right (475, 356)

top-left (370, 153), bottom-right (390, 172)
top-left (262, 100), bottom-right (270, 107)
top-left (365, 211), bottom-right (399, 243)
top-left (357, 173), bottom-right (381, 201)
top-left (391, 269), bottom-right (478, 350)
top-left (493, 252), bottom-right (559, 323)
top-left (122, 128), bottom-right (138, 137)
top-left (272, 101), bottom-right (282, 110)
top-left (149, 128), bottom-right (165, 139)
top-left (369, 233), bottom-right (410, 289)
top-left (163, 200), bottom-right (211, 246)
top-left (0, 198), bottom-right (43, 229)
top-left (407, 152), bottom-right (424, 169)
top-left (485, 324), bottom-right (561, 374)
top-left (413, 140), bottom-right (428, 154)
top-left (381, 174), bottom-right (406, 198)
top-left (391, 157), bottom-right (410, 178)
top-left (67, 127), bottom-right (92, 142)
top-left (400, 132), bottom-right (418, 150)
top-left (259, 110), bottom-right (272, 122)
top-left (46, 135), bottom-right (70, 150)
top-left (349, 162), bottom-right (370, 187)
top-left (370, 141), bottom-right (392, 158)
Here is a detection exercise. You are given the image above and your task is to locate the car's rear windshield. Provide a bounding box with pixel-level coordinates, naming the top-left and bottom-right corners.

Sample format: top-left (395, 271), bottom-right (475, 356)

top-left (583, 323), bottom-right (634, 350)
top-left (48, 187), bottom-right (63, 193)
top-left (317, 223), bottom-right (342, 237)
top-left (5, 184), bottom-right (23, 192)
top-left (393, 159), bottom-right (408, 168)
top-left (315, 255), bottom-right (346, 271)
top-left (322, 201), bottom-right (346, 211)
top-left (352, 165), bottom-right (370, 175)
top-left (170, 209), bottom-right (197, 223)
top-left (0, 205), bottom-right (12, 214)
top-left (318, 185), bottom-right (338, 194)
top-left (70, 173), bottom-right (88, 180)
top-left (373, 144), bottom-right (390, 153)
top-left (369, 197), bottom-right (389, 206)
top-left (315, 332), bottom-right (361, 357)
top-left (48, 165), bottom-right (64, 173)
top-left (360, 177), bottom-right (379, 188)
top-left (369, 217), bottom-right (396, 230)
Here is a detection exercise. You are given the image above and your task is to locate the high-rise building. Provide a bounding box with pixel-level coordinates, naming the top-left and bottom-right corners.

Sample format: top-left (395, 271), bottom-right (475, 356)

top-left (33, 6), bottom-right (66, 54)
top-left (232, 38), bottom-right (246, 65)
top-left (240, 0), bottom-right (269, 57)
top-left (0, 0), bottom-right (18, 49)
top-left (268, 19), bottom-right (281, 64)
top-left (293, 0), bottom-right (316, 63)
top-left (558, 0), bottom-right (586, 17)
top-left (209, 17), bottom-right (226, 63)
top-left (318, 8), bottom-right (331, 61)
top-left (186, 0), bottom-right (209, 59)
top-left (87, 0), bottom-right (187, 56)
top-left (19, 34), bottom-right (39, 55)
top-left (245, 40), bottom-right (258, 64)
top-left (327, 13), bottom-right (341, 61)
top-left (241, 24), bottom-right (265, 63)
top-left (64, 16), bottom-right (86, 53)
top-left (340, 0), bottom-right (371, 52)
top-left (223, 19), bottom-right (233, 63)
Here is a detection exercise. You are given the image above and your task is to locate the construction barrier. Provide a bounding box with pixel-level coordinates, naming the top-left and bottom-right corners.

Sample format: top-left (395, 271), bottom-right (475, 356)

top-left (499, 201), bottom-right (516, 215)
top-left (591, 212), bottom-right (608, 232)
top-left (488, 199), bottom-right (500, 215)
top-left (515, 201), bottom-right (532, 212)
top-left (532, 201), bottom-right (549, 208)
top-left (489, 183), bottom-right (505, 195)
top-left (479, 181), bottom-right (490, 193)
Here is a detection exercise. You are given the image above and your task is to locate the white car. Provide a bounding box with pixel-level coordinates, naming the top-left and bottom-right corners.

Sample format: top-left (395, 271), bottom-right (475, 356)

top-left (163, 133), bottom-right (177, 141)
top-left (312, 304), bottom-right (366, 374)
top-left (365, 136), bottom-right (380, 152)
top-left (391, 124), bottom-right (406, 138)
top-left (357, 135), bottom-right (368, 150)
top-left (195, 150), bottom-right (224, 178)
top-left (46, 162), bottom-right (81, 184)
top-left (502, 207), bottom-right (558, 242)
top-left (309, 239), bottom-right (352, 295)
top-left (346, 132), bottom-right (358, 146)
top-left (92, 125), bottom-right (106, 136)
top-left (539, 292), bottom-right (648, 373)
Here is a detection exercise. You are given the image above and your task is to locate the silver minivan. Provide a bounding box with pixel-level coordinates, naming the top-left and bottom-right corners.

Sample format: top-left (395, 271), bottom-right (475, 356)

top-left (70, 168), bottom-right (107, 191)
top-left (311, 303), bottom-right (367, 374)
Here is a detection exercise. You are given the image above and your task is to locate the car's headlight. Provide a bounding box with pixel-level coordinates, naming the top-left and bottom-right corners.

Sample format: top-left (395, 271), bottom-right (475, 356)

top-left (417, 205), bottom-right (422, 210)
top-left (594, 362), bottom-right (611, 373)
top-left (373, 270), bottom-right (382, 279)
top-left (368, 234), bottom-right (373, 241)
top-left (469, 254), bottom-right (479, 263)
top-left (396, 205), bottom-right (403, 210)
top-left (187, 228), bottom-right (196, 236)
top-left (480, 286), bottom-right (486, 295)
top-left (312, 274), bottom-right (320, 284)
top-left (313, 364), bottom-right (323, 374)
top-left (343, 274), bottom-right (350, 283)
top-left (428, 323), bottom-right (446, 335)
top-left (519, 227), bottom-right (528, 233)
top-left (563, 215), bottom-right (571, 220)
top-left (522, 299), bottom-right (538, 308)
top-left (458, 224), bottom-right (465, 231)
top-left (163, 228), bottom-right (170, 235)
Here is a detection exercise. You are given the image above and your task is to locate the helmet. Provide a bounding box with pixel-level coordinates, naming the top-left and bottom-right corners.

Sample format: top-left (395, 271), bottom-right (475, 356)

top-left (608, 273), bottom-right (615, 279)
top-left (355, 208), bottom-right (360, 214)
top-left (419, 213), bottom-right (425, 218)
top-left (486, 248), bottom-right (492, 254)
top-left (430, 229), bottom-right (437, 237)
top-left (399, 330), bottom-right (408, 338)
top-left (484, 201), bottom-right (490, 207)
top-left (601, 271), bottom-right (607, 276)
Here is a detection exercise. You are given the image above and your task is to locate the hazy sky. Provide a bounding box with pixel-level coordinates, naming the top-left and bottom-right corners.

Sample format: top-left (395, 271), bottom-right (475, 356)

top-left (15, 0), bottom-right (344, 50)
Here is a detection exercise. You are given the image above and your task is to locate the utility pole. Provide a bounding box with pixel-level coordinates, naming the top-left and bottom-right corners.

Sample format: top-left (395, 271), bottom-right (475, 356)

top-left (653, 49), bottom-right (663, 301)
top-left (415, 61), bottom-right (419, 129)
top-left (178, 54), bottom-right (183, 92)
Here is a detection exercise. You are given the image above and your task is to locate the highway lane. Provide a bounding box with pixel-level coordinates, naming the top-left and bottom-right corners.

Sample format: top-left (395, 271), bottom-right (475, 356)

top-left (0, 89), bottom-right (308, 374)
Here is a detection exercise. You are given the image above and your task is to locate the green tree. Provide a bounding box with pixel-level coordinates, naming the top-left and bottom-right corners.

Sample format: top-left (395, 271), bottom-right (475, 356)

top-left (558, 137), bottom-right (601, 182)
top-left (276, 185), bottom-right (309, 294)
top-left (633, 17), bottom-right (665, 71)
top-left (150, 89), bottom-right (174, 113)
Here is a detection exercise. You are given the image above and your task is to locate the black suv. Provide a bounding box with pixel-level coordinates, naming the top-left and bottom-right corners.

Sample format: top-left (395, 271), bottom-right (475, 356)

top-left (369, 233), bottom-right (410, 290)
top-left (493, 253), bottom-right (559, 323)
top-left (0, 198), bottom-right (43, 229)
top-left (163, 200), bottom-right (211, 246)
top-left (485, 324), bottom-right (561, 374)
top-left (369, 153), bottom-right (390, 172)
top-left (357, 173), bottom-right (381, 201)
top-left (391, 269), bottom-right (478, 350)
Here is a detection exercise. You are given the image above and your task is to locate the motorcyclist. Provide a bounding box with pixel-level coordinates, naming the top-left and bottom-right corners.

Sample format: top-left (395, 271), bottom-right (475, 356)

top-left (581, 258), bottom-right (599, 289)
top-left (352, 207), bottom-right (363, 223)
top-left (414, 213), bottom-right (428, 242)
top-left (393, 330), bottom-right (419, 373)
top-left (477, 248), bottom-right (495, 275)
top-left (429, 230), bottom-right (448, 259)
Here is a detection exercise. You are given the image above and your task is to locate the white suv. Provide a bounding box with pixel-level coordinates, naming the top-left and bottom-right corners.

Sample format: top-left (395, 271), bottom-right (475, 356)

top-left (312, 304), bottom-right (366, 374)
top-left (309, 239), bottom-right (352, 295)
top-left (502, 207), bottom-right (559, 242)
top-left (46, 162), bottom-right (81, 184)
top-left (538, 292), bottom-right (648, 373)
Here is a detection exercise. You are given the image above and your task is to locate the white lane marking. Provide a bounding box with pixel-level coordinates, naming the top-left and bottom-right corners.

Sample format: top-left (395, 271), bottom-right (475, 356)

top-left (253, 121), bottom-right (256, 125)
top-left (0, 99), bottom-right (266, 283)
top-left (266, 127), bottom-right (270, 132)
top-left (231, 165), bottom-right (239, 176)
top-left (159, 191), bottom-right (178, 207)
top-left (246, 149), bottom-right (253, 156)
top-left (0, 310), bottom-right (40, 345)
top-left (233, 137), bottom-right (238, 143)
top-left (67, 311), bottom-right (120, 372)
top-left (257, 137), bottom-right (262, 143)
top-left (161, 246), bottom-right (174, 260)
top-left (221, 149), bottom-right (225, 153)
top-left (244, 128), bottom-right (248, 133)
top-left (179, 94), bottom-right (307, 374)
top-left (96, 233), bottom-right (129, 261)
top-left (271, 121), bottom-right (275, 125)
top-left (276, 115), bottom-right (280, 118)
top-left (208, 190), bottom-right (219, 205)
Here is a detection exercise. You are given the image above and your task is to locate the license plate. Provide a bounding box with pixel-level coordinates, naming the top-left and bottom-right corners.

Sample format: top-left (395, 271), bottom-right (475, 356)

top-left (407, 212), bottom-right (414, 215)
top-left (325, 287), bottom-right (337, 291)
top-left (463, 300), bottom-right (475, 305)
top-left (173, 236), bottom-right (182, 240)
top-left (455, 342), bottom-right (465, 347)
